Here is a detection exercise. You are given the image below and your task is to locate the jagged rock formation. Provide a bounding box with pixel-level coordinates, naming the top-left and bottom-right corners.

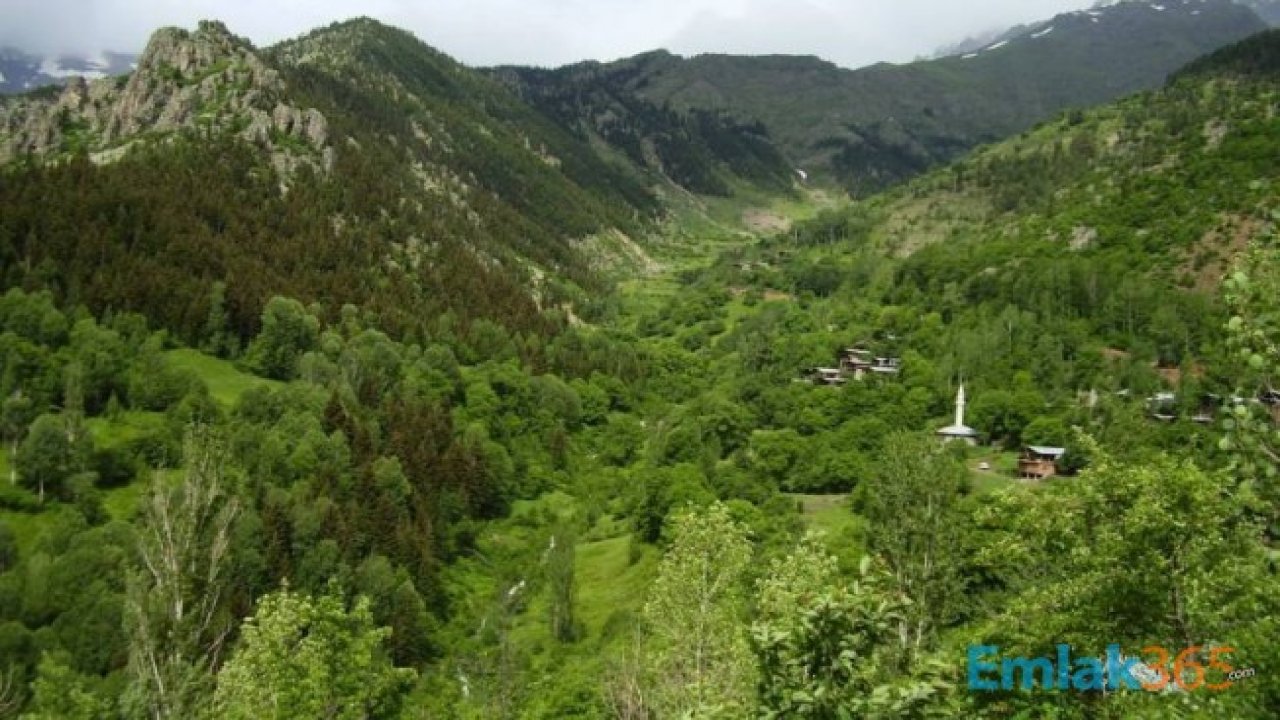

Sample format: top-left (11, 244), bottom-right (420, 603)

top-left (0, 21), bottom-right (331, 170)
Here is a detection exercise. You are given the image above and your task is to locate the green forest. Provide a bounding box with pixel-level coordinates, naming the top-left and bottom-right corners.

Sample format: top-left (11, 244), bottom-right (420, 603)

top-left (0, 13), bottom-right (1277, 720)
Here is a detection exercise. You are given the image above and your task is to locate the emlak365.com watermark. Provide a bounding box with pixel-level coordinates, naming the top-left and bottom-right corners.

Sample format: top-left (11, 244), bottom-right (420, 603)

top-left (967, 644), bottom-right (1256, 692)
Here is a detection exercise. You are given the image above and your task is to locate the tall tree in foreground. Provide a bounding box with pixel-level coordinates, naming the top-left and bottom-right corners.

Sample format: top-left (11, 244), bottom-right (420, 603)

top-left (123, 426), bottom-right (240, 720)
top-left (976, 446), bottom-right (1279, 717)
top-left (859, 433), bottom-right (966, 661)
top-left (213, 588), bottom-right (415, 720)
top-left (752, 535), bottom-right (956, 718)
top-left (640, 502), bottom-right (755, 718)
top-left (1221, 214), bottom-right (1280, 529)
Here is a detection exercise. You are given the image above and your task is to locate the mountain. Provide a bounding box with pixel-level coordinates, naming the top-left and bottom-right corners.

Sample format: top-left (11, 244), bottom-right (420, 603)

top-left (594, 0), bottom-right (1266, 194)
top-left (0, 19), bottom-right (790, 349)
top-left (0, 47), bottom-right (137, 94)
top-left (491, 63), bottom-right (796, 196)
top-left (1240, 0), bottom-right (1280, 24)
top-left (761, 27), bottom-right (1280, 367)
top-left (0, 16), bottom-right (1278, 720)
top-left (931, 27), bottom-right (1020, 59)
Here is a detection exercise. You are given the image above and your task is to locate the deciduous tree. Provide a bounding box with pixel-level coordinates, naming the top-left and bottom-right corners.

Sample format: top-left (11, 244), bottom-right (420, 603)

top-left (641, 502), bottom-right (754, 718)
top-left (859, 433), bottom-right (965, 661)
top-left (213, 588), bottom-right (415, 720)
top-left (123, 426), bottom-right (239, 720)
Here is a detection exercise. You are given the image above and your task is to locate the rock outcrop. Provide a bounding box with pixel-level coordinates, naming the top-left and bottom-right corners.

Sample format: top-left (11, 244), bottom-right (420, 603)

top-left (0, 20), bottom-right (330, 171)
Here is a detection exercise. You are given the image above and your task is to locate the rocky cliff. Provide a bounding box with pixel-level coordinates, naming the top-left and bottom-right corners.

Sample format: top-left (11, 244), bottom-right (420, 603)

top-left (0, 21), bottom-right (330, 171)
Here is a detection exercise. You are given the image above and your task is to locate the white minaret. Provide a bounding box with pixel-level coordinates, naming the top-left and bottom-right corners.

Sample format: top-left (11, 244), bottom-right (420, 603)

top-left (937, 383), bottom-right (978, 445)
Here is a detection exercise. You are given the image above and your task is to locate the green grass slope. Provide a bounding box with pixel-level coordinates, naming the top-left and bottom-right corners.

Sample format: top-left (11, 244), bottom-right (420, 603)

top-left (165, 348), bottom-right (279, 407)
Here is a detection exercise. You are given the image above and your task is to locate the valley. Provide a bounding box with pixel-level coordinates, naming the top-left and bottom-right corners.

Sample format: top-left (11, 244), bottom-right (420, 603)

top-left (0, 5), bottom-right (1277, 720)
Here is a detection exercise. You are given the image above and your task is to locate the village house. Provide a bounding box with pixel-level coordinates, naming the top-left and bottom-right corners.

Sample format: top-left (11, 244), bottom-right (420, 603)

top-left (838, 346), bottom-right (873, 378)
top-left (870, 356), bottom-right (901, 375)
top-left (1019, 445), bottom-right (1065, 480)
top-left (835, 345), bottom-right (901, 381)
top-left (807, 367), bottom-right (847, 386)
top-left (1146, 392), bottom-right (1177, 422)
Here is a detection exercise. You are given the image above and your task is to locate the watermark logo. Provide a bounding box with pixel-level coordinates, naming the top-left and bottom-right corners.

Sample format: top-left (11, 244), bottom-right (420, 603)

top-left (967, 644), bottom-right (1255, 692)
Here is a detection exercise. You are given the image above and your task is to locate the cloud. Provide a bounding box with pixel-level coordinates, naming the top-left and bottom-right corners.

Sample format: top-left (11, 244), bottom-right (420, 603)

top-left (0, 0), bottom-right (1098, 68)
top-left (663, 0), bottom-right (1100, 67)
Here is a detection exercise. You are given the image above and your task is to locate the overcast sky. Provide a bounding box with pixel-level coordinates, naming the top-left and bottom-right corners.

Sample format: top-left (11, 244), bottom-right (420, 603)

top-left (1, 0), bottom-right (1101, 69)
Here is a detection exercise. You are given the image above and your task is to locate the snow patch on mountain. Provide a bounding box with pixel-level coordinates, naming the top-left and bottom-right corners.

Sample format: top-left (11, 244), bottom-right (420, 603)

top-left (2, 48), bottom-right (136, 94)
top-left (38, 58), bottom-right (105, 80)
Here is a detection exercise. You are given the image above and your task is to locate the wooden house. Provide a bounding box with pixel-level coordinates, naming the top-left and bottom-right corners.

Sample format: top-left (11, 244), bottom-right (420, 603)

top-left (835, 346), bottom-right (901, 381)
top-left (839, 347), bottom-right (873, 378)
top-left (870, 357), bottom-right (901, 375)
top-left (1019, 446), bottom-right (1065, 480)
top-left (808, 367), bottom-right (847, 386)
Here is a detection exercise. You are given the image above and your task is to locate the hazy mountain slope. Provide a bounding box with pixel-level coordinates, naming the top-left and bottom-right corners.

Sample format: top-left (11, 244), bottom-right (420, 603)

top-left (1239, 0), bottom-right (1280, 25)
top-left (0, 47), bottom-right (137, 94)
top-left (608, 0), bottom-right (1266, 194)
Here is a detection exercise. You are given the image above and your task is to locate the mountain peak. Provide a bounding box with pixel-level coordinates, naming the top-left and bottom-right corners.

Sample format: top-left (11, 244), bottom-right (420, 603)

top-left (133, 18), bottom-right (264, 87)
top-left (0, 21), bottom-right (330, 170)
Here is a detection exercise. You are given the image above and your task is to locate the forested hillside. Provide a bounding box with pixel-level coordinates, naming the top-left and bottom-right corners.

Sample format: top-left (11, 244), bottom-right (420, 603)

top-left (0, 19), bottom-right (795, 354)
top-left (491, 63), bottom-right (796, 197)
top-left (589, 0), bottom-right (1266, 193)
top-left (0, 14), bottom-right (1276, 720)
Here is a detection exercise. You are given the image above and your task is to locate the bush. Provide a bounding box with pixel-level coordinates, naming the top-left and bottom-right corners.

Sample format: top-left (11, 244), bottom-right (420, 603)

top-left (0, 483), bottom-right (42, 512)
top-left (92, 446), bottom-right (139, 489)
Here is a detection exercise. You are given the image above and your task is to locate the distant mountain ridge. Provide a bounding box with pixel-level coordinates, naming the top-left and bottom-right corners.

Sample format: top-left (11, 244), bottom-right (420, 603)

top-left (2, 0), bottom-right (1270, 202)
top-left (0, 6), bottom-right (1274, 346)
top-left (1240, 0), bottom-right (1280, 24)
top-left (0, 47), bottom-right (136, 94)
top-left (787, 27), bottom-right (1280, 287)
top-left (932, 0), bottom-right (1280, 60)
top-left (591, 0), bottom-right (1267, 193)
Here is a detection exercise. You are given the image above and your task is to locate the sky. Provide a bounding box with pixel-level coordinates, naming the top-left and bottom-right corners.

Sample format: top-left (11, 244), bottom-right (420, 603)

top-left (0, 0), bottom-right (1102, 69)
